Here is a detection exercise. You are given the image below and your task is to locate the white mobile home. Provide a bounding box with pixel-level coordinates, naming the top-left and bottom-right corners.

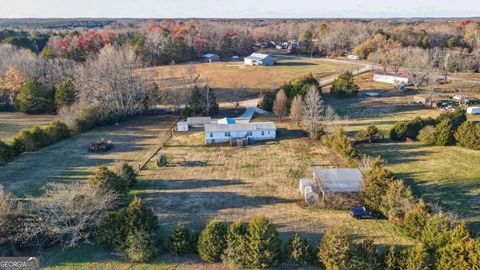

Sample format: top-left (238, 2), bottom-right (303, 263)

top-left (204, 122), bottom-right (276, 144)
top-left (244, 53), bottom-right (275, 66)
top-left (373, 73), bottom-right (411, 86)
top-left (467, 107), bottom-right (480, 115)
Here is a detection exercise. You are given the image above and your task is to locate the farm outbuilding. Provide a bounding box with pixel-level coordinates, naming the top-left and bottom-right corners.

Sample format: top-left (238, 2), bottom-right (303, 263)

top-left (467, 107), bottom-right (480, 115)
top-left (244, 53), bottom-right (275, 66)
top-left (413, 96), bottom-right (433, 105)
top-left (202, 53), bottom-right (220, 63)
top-left (313, 168), bottom-right (364, 202)
top-left (347, 54), bottom-right (360, 60)
top-left (373, 73), bottom-right (411, 86)
top-left (187, 117), bottom-right (212, 128)
top-left (177, 121), bottom-right (189, 132)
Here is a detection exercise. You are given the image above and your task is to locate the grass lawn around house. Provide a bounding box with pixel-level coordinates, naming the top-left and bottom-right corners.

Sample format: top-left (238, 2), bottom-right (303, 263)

top-left (0, 112), bottom-right (57, 142)
top-left (0, 115), bottom-right (177, 196)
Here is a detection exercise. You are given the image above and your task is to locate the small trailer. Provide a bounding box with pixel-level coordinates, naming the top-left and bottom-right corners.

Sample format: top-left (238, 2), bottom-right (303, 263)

top-left (467, 107), bottom-right (480, 115)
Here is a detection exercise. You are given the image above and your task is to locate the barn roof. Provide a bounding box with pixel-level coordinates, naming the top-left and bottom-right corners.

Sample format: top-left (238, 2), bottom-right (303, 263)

top-left (187, 117), bottom-right (212, 125)
top-left (245, 53), bottom-right (273, 61)
top-left (205, 122), bottom-right (276, 132)
top-left (313, 168), bottom-right (363, 193)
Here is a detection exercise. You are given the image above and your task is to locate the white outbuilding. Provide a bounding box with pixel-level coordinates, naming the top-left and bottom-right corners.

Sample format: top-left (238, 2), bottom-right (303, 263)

top-left (244, 53), bottom-right (275, 66)
top-left (177, 121), bottom-right (189, 132)
top-left (313, 168), bottom-right (364, 202)
top-left (467, 107), bottom-right (480, 115)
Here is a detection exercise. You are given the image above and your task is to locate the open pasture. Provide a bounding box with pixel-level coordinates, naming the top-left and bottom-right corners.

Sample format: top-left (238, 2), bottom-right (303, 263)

top-left (0, 112), bottom-right (57, 142)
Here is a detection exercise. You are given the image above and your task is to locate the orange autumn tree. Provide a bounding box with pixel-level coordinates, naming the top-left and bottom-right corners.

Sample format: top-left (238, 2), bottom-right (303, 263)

top-left (0, 67), bottom-right (27, 101)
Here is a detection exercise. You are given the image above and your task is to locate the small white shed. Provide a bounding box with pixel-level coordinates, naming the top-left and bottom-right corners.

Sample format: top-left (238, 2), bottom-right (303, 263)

top-left (467, 107), bottom-right (480, 115)
top-left (177, 121), bottom-right (188, 132)
top-left (299, 178), bottom-right (314, 195)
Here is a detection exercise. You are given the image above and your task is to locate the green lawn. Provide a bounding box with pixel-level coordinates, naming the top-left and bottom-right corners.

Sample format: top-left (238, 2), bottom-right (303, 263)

top-left (0, 112), bottom-right (57, 142)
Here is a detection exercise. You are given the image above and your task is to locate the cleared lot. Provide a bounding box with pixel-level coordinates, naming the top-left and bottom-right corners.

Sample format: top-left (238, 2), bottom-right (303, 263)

top-left (0, 112), bottom-right (57, 141)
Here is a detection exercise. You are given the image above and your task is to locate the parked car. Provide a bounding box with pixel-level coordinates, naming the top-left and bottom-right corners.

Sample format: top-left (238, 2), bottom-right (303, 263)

top-left (350, 206), bottom-right (379, 219)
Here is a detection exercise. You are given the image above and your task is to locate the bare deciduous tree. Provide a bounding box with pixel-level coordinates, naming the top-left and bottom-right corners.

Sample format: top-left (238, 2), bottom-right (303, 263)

top-left (290, 94), bottom-right (303, 126)
top-left (302, 85), bottom-right (323, 136)
top-left (404, 47), bottom-right (436, 90)
top-left (273, 89), bottom-right (287, 120)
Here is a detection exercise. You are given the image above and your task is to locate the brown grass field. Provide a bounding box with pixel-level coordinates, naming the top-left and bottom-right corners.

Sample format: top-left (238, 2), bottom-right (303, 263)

top-left (0, 112), bottom-right (57, 142)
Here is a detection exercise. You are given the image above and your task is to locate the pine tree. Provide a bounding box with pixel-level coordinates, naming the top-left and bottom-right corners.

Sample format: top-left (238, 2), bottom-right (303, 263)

top-left (318, 225), bottom-right (352, 270)
top-left (362, 165), bottom-right (396, 211)
top-left (455, 121), bottom-right (480, 150)
top-left (384, 246), bottom-right (401, 270)
top-left (200, 86), bottom-right (219, 116)
top-left (285, 233), bottom-right (313, 266)
top-left (119, 163), bottom-right (137, 187)
top-left (168, 224), bottom-right (196, 256)
top-left (402, 245), bottom-right (430, 270)
top-left (124, 229), bottom-right (160, 263)
top-left (435, 118), bottom-right (455, 146)
top-left (244, 216), bottom-right (281, 268)
top-left (88, 166), bottom-right (128, 194)
top-left (125, 197), bottom-right (159, 234)
top-left (330, 71), bottom-right (359, 98)
top-left (55, 77), bottom-right (76, 109)
top-left (223, 221), bottom-right (248, 267)
top-left (197, 220), bottom-right (227, 263)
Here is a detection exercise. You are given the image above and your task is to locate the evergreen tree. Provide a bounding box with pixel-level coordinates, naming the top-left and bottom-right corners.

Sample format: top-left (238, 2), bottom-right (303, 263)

top-left (285, 233), bottom-right (313, 266)
top-left (330, 71), bottom-right (359, 98)
top-left (362, 165), bottom-right (396, 211)
top-left (384, 246), bottom-right (401, 270)
top-left (197, 220), bottom-right (227, 263)
top-left (55, 77), bottom-right (76, 109)
top-left (125, 197), bottom-right (160, 234)
top-left (455, 121), bottom-right (480, 150)
top-left (318, 226), bottom-right (352, 270)
top-left (350, 238), bottom-right (379, 269)
top-left (88, 166), bottom-right (128, 194)
top-left (119, 163), bottom-right (137, 187)
top-left (244, 216), bottom-right (281, 268)
top-left (168, 224), bottom-right (196, 256)
top-left (0, 140), bottom-right (13, 165)
top-left (124, 229), bottom-right (159, 263)
top-left (398, 200), bottom-right (430, 239)
top-left (223, 221), bottom-right (248, 267)
top-left (189, 86), bottom-right (202, 115)
top-left (420, 214), bottom-right (451, 250)
top-left (380, 179), bottom-right (414, 220)
top-left (402, 245), bottom-right (430, 270)
top-left (15, 80), bottom-right (55, 114)
top-left (435, 118), bottom-right (455, 146)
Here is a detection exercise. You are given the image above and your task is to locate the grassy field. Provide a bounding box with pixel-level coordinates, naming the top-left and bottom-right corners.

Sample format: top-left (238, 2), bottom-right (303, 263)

top-left (0, 112), bottom-right (57, 142)
top-left (0, 115), bottom-right (177, 196)
top-left (324, 73), bottom-right (480, 232)
top-left (141, 58), bottom-right (361, 101)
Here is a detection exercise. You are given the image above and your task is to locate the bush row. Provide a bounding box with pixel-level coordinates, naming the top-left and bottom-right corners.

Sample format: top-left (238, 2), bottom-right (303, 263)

top-left (390, 108), bottom-right (479, 149)
top-left (361, 159), bottom-right (480, 269)
top-left (322, 128), bottom-right (358, 166)
top-left (0, 120), bottom-right (70, 165)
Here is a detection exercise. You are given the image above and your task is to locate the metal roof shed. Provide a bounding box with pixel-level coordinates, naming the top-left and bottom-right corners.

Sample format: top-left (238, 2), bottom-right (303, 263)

top-left (313, 168), bottom-right (364, 202)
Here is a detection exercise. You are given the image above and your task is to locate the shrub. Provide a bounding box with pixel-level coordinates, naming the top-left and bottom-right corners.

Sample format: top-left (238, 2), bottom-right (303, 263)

top-left (15, 80), bottom-right (55, 114)
top-left (455, 121), bottom-right (480, 150)
top-left (97, 208), bottom-right (128, 250)
top-left (350, 238), bottom-right (379, 269)
top-left (437, 108), bottom-right (467, 130)
top-left (383, 246), bottom-right (401, 270)
top-left (417, 125), bottom-right (436, 145)
top-left (390, 117), bottom-right (426, 141)
top-left (398, 200), bottom-right (430, 239)
top-left (11, 128), bottom-right (47, 153)
top-left (244, 216), bottom-right (281, 268)
top-left (44, 120), bottom-right (70, 141)
top-left (323, 128), bottom-right (357, 166)
top-left (223, 221), bottom-right (248, 267)
top-left (197, 220), bottom-right (227, 263)
top-left (436, 237), bottom-right (479, 270)
top-left (0, 140), bottom-right (13, 165)
top-left (124, 229), bottom-right (160, 263)
top-left (380, 179), bottom-right (414, 220)
top-left (362, 166), bottom-right (396, 211)
top-left (168, 224), bottom-right (197, 256)
top-left (356, 125), bottom-right (383, 143)
top-left (402, 244), bottom-right (431, 270)
top-left (285, 233), bottom-right (313, 266)
top-left (119, 163), bottom-right (137, 187)
top-left (318, 225), bottom-right (352, 270)
top-left (330, 71), bottom-right (359, 97)
top-left (96, 197), bottom-right (160, 262)
top-left (435, 118), bottom-right (455, 146)
top-left (55, 77), bottom-right (76, 109)
top-left (88, 166), bottom-right (128, 195)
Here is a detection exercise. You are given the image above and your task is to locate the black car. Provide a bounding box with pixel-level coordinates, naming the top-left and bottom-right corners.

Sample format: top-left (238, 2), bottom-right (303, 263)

top-left (350, 207), bottom-right (379, 219)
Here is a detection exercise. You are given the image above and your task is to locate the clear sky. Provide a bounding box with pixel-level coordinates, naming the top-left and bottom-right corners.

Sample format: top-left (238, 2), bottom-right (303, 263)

top-left (0, 0), bottom-right (479, 18)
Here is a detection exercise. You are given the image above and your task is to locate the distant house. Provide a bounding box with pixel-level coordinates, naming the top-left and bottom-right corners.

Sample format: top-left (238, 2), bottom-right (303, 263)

top-left (204, 122), bottom-right (276, 145)
top-left (244, 53), bottom-right (275, 66)
top-left (347, 54), bottom-right (360, 60)
top-left (202, 53), bottom-right (220, 63)
top-left (312, 168), bottom-right (364, 202)
top-left (373, 73), bottom-right (411, 86)
top-left (467, 107), bottom-right (480, 115)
